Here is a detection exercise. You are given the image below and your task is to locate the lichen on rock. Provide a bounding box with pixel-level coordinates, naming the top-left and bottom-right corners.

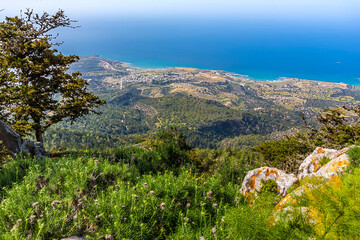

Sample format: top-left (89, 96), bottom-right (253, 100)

top-left (270, 146), bottom-right (351, 227)
top-left (298, 147), bottom-right (350, 180)
top-left (240, 167), bottom-right (298, 197)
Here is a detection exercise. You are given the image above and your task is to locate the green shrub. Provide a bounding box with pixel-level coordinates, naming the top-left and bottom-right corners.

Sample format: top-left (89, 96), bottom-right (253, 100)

top-left (252, 135), bottom-right (314, 173)
top-left (0, 156), bottom-right (39, 198)
top-left (258, 179), bottom-right (278, 196)
top-left (0, 154), bottom-right (242, 239)
top-left (292, 167), bottom-right (360, 239)
top-left (224, 201), bottom-right (313, 239)
top-left (348, 146), bottom-right (360, 168)
top-left (320, 156), bottom-right (332, 167)
top-left (113, 144), bottom-right (191, 175)
top-left (189, 147), bottom-right (262, 184)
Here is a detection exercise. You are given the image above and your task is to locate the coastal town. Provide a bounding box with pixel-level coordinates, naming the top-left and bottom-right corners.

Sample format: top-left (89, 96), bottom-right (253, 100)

top-left (72, 56), bottom-right (359, 113)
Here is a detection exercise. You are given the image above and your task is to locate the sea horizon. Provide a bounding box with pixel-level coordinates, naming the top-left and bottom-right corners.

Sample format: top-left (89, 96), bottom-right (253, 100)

top-left (57, 16), bottom-right (360, 85)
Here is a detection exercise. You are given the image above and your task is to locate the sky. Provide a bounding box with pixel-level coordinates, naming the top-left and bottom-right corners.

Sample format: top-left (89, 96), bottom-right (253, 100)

top-left (1, 0), bottom-right (360, 21)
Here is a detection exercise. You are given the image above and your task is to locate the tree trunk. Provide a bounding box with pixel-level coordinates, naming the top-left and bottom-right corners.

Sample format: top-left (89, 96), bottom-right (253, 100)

top-left (0, 120), bottom-right (22, 156)
top-left (35, 129), bottom-right (43, 143)
top-left (34, 119), bottom-right (43, 143)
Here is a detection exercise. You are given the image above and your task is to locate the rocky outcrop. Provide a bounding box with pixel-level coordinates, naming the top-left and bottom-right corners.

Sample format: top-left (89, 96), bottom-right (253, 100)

top-left (241, 146), bottom-right (351, 201)
top-left (21, 140), bottom-right (48, 159)
top-left (270, 146), bottom-right (351, 225)
top-left (240, 145), bottom-right (353, 228)
top-left (298, 147), bottom-right (350, 180)
top-left (0, 120), bottom-right (22, 156)
top-left (240, 167), bottom-right (298, 197)
top-left (312, 151), bottom-right (350, 179)
top-left (0, 120), bottom-right (48, 158)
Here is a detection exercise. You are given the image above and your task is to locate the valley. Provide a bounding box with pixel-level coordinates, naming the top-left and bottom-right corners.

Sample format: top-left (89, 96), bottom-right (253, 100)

top-left (47, 56), bottom-right (360, 150)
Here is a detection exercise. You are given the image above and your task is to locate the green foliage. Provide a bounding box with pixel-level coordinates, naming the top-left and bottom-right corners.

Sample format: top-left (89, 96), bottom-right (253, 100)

top-left (348, 146), bottom-right (360, 168)
top-left (290, 167), bottom-right (360, 239)
top-left (320, 156), bottom-right (332, 167)
top-left (147, 126), bottom-right (191, 151)
top-left (224, 204), bottom-right (313, 239)
top-left (0, 143), bottom-right (10, 163)
top-left (0, 10), bottom-right (105, 142)
top-left (307, 106), bottom-right (360, 149)
top-left (112, 144), bottom-right (190, 175)
top-left (220, 134), bottom-right (270, 150)
top-left (43, 127), bottom-right (138, 151)
top-left (252, 134), bottom-right (313, 173)
top-left (0, 154), bottom-right (242, 239)
top-left (258, 179), bottom-right (278, 195)
top-left (189, 147), bottom-right (262, 184)
top-left (0, 156), bottom-right (38, 198)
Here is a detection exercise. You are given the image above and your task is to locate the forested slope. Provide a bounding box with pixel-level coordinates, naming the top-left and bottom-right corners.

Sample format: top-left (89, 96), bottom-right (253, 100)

top-left (48, 56), bottom-right (360, 150)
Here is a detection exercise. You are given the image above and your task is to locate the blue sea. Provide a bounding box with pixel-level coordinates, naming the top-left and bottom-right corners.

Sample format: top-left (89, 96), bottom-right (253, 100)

top-left (57, 16), bottom-right (360, 85)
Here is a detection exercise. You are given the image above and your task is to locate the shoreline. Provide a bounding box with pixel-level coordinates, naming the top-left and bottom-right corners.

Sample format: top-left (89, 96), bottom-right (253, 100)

top-left (85, 55), bottom-right (360, 86)
top-left (129, 62), bottom-right (358, 86)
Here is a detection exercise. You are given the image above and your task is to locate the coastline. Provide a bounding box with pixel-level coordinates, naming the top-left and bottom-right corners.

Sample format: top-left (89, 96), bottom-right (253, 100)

top-left (126, 60), bottom-right (359, 86)
top-left (80, 55), bottom-right (359, 86)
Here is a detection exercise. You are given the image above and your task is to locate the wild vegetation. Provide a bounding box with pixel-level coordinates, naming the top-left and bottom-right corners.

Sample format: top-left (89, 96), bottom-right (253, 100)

top-left (1, 123), bottom-right (360, 239)
top-left (1, 9), bottom-right (360, 240)
top-left (252, 105), bottom-right (360, 173)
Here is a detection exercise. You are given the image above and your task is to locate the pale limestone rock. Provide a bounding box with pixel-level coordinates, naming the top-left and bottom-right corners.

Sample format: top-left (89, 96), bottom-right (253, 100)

top-left (298, 147), bottom-right (350, 180)
top-left (270, 206), bottom-right (316, 225)
top-left (312, 152), bottom-right (350, 179)
top-left (271, 146), bottom-right (352, 226)
top-left (240, 167), bottom-right (298, 197)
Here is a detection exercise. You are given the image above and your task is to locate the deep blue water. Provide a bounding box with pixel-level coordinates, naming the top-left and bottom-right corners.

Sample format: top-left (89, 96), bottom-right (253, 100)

top-left (57, 17), bottom-right (360, 85)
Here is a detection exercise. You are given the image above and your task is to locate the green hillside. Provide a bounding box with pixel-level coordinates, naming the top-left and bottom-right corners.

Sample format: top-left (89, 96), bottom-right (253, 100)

top-left (47, 56), bottom-right (360, 150)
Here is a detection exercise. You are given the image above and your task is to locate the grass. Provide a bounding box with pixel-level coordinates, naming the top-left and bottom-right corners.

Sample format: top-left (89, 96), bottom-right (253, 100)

top-left (0, 152), bottom-right (243, 239)
top-left (3, 145), bottom-right (360, 239)
top-left (0, 148), bottom-right (309, 239)
top-left (319, 156), bottom-right (332, 167)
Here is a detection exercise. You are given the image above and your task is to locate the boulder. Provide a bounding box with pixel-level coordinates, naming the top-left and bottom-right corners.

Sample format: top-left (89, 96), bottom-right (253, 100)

top-left (21, 140), bottom-right (48, 159)
top-left (298, 147), bottom-right (350, 180)
top-left (270, 175), bottom-right (342, 226)
top-left (0, 120), bottom-right (22, 156)
top-left (0, 120), bottom-right (48, 158)
top-left (240, 167), bottom-right (298, 197)
top-left (271, 146), bottom-right (351, 226)
top-left (270, 205), bottom-right (316, 226)
top-left (312, 152), bottom-right (350, 179)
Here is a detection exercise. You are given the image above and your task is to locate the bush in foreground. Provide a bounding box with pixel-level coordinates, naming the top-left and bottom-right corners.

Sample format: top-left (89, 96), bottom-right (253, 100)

top-left (0, 154), bottom-right (242, 239)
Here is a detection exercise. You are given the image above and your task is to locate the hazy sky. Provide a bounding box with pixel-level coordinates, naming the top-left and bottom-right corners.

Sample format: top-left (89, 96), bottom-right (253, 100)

top-left (1, 0), bottom-right (360, 21)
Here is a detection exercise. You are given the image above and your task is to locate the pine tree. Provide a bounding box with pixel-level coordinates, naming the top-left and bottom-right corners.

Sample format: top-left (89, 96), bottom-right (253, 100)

top-left (0, 9), bottom-right (105, 142)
